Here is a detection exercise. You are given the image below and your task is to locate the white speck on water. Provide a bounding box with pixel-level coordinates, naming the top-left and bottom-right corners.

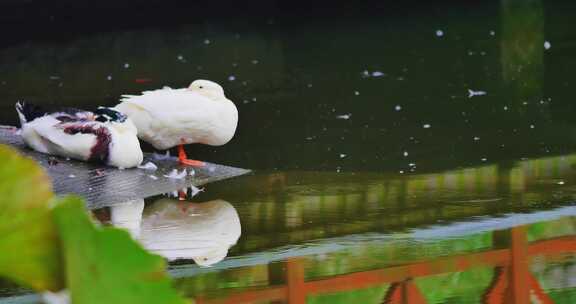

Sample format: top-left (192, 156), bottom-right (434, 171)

top-left (49, 75), bottom-right (60, 80)
top-left (530, 124), bottom-right (535, 129)
top-left (372, 71), bottom-right (385, 77)
top-left (251, 59), bottom-right (259, 64)
top-left (232, 62), bottom-right (238, 67)
top-left (177, 55), bottom-right (185, 61)
top-left (354, 91), bottom-right (360, 96)
top-left (68, 174), bottom-right (76, 178)
top-left (474, 136), bottom-right (480, 141)
top-left (137, 162), bottom-right (158, 171)
top-left (164, 169), bottom-right (187, 179)
top-left (408, 163), bottom-right (416, 167)
top-left (88, 187), bottom-right (93, 191)
top-left (490, 30), bottom-right (495, 36)
top-left (481, 158), bottom-right (487, 162)
top-left (480, 51), bottom-right (486, 56)
top-left (403, 151), bottom-right (409, 157)
top-left (252, 97), bottom-right (257, 102)
top-left (123, 63), bottom-right (130, 68)
top-left (395, 105), bottom-right (402, 111)
top-left (423, 124), bottom-right (431, 129)
top-left (243, 100), bottom-right (249, 104)
top-left (228, 75), bottom-right (236, 81)
top-left (468, 89), bottom-right (487, 98)
top-left (307, 83), bottom-right (313, 88)
top-left (504, 106), bottom-right (509, 111)
top-left (468, 51), bottom-right (475, 56)
top-left (399, 170), bottom-right (405, 174)
top-left (436, 30), bottom-right (444, 37)
top-left (340, 154), bottom-right (347, 158)
top-left (361, 70), bottom-right (370, 78)
top-left (336, 114), bottom-right (352, 120)
top-left (106, 75), bottom-right (112, 80)
top-left (557, 181), bottom-right (565, 185)
top-left (204, 39), bottom-right (211, 44)
top-left (149, 175), bottom-right (158, 180)
top-left (544, 41), bottom-right (551, 50)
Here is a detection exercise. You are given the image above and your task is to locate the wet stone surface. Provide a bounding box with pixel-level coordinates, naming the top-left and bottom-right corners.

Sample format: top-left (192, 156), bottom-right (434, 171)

top-left (0, 125), bottom-right (250, 209)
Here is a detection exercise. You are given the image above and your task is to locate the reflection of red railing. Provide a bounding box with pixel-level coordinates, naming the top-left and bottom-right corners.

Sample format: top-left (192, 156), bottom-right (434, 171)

top-left (195, 227), bottom-right (576, 304)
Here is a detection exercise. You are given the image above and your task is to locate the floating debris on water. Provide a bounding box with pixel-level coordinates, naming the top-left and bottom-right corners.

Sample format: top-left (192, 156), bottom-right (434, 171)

top-left (544, 41), bottom-right (551, 50)
top-left (164, 169), bottom-right (187, 179)
top-left (204, 39), bottom-right (211, 44)
top-left (123, 63), bottom-right (130, 69)
top-left (68, 174), bottom-right (76, 178)
top-left (251, 59), bottom-right (259, 64)
top-left (340, 154), bottom-right (347, 158)
top-left (474, 136), bottom-right (480, 141)
top-left (481, 158), bottom-right (487, 162)
top-left (435, 30), bottom-right (444, 37)
top-left (423, 124), bottom-right (431, 129)
top-left (307, 83), bottom-right (313, 88)
top-left (138, 162), bottom-right (158, 171)
top-left (354, 91), bottom-right (360, 96)
top-left (372, 71), bottom-right (385, 77)
top-left (149, 175), bottom-right (158, 180)
top-left (558, 181), bottom-right (565, 185)
top-left (403, 151), bottom-right (409, 157)
top-left (107, 75), bottom-right (112, 81)
top-left (190, 185), bottom-right (204, 197)
top-left (530, 124), bottom-right (535, 129)
top-left (395, 105), bottom-right (402, 111)
top-left (468, 89), bottom-right (487, 98)
top-left (336, 113), bottom-right (352, 120)
top-left (490, 30), bottom-right (495, 36)
top-left (228, 75), bottom-right (236, 81)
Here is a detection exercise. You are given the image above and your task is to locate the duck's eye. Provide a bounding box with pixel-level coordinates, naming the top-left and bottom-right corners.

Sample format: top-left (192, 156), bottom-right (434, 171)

top-left (199, 86), bottom-right (204, 89)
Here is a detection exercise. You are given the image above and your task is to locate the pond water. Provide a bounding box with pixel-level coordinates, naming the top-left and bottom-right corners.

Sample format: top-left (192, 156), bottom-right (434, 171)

top-left (1, 0), bottom-right (576, 303)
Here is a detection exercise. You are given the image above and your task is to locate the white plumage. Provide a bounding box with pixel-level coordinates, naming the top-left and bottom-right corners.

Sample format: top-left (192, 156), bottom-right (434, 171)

top-left (16, 103), bottom-right (143, 169)
top-left (115, 80), bottom-right (238, 151)
top-left (139, 199), bottom-right (240, 266)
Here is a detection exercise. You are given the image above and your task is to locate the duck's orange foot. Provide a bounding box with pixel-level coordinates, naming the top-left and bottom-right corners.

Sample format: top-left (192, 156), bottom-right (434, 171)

top-left (179, 158), bottom-right (205, 167)
top-left (177, 143), bottom-right (205, 167)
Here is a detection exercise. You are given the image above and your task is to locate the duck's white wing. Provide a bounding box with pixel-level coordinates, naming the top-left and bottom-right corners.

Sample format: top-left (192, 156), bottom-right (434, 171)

top-left (25, 117), bottom-right (97, 161)
top-left (117, 88), bottom-right (223, 149)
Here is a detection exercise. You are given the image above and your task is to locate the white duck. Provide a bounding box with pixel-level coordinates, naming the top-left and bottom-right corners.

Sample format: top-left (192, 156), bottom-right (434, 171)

top-left (114, 79), bottom-right (238, 166)
top-left (16, 102), bottom-right (143, 169)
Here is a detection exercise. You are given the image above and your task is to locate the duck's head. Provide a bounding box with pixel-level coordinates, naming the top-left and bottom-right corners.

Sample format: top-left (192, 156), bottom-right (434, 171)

top-left (188, 79), bottom-right (226, 100)
top-left (94, 107), bottom-right (137, 134)
top-left (95, 107), bottom-right (127, 123)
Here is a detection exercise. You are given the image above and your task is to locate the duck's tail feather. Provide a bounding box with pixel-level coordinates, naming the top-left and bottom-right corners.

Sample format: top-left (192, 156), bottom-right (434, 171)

top-left (15, 101), bottom-right (46, 126)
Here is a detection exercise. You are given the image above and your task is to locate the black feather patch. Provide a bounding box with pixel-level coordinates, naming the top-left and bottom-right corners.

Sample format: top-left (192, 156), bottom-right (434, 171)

top-left (63, 124), bottom-right (112, 164)
top-left (15, 102), bottom-right (47, 123)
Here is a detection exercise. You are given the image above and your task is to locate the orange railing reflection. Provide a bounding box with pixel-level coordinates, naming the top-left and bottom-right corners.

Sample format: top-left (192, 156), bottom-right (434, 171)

top-left (194, 227), bottom-right (576, 304)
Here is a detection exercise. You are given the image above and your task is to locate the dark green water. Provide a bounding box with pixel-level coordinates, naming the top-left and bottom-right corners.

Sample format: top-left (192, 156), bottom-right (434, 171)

top-left (1, 0), bottom-right (576, 302)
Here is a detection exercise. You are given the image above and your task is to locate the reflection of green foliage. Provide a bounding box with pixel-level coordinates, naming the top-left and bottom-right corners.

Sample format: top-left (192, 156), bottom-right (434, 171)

top-left (528, 217), bottom-right (576, 242)
top-left (0, 145), bottom-right (188, 303)
top-left (416, 267), bottom-right (493, 303)
top-left (307, 285), bottom-right (388, 304)
top-left (500, 0), bottom-right (544, 115)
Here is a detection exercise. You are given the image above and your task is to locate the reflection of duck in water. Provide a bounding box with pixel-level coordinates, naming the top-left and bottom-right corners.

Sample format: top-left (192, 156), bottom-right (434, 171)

top-left (110, 198), bottom-right (241, 267)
